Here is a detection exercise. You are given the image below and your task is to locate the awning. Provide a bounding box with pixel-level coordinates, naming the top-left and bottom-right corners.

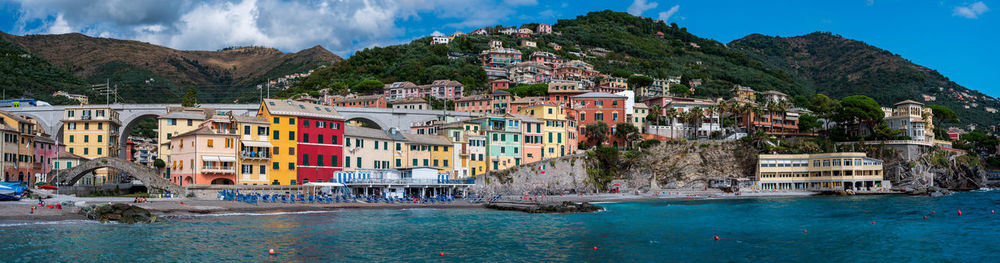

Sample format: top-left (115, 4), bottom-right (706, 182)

top-left (241, 140), bottom-right (273, 148)
top-left (219, 156), bottom-right (237, 162)
top-left (201, 156), bottom-right (220, 162)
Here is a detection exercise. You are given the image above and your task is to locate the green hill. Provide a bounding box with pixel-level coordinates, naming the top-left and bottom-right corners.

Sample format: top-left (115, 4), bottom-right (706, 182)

top-left (729, 32), bottom-right (1000, 129)
top-left (0, 32), bottom-right (96, 104)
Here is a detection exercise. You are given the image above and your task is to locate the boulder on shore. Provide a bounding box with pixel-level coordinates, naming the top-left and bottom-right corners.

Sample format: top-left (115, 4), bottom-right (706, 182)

top-left (81, 203), bottom-right (165, 224)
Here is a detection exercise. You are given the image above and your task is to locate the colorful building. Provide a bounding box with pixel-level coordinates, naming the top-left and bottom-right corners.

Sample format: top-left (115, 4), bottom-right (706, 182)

top-left (62, 106), bottom-right (121, 184)
top-left (232, 115), bottom-right (272, 185)
top-left (518, 104), bottom-right (569, 158)
top-left (169, 123), bottom-right (238, 186)
top-left (403, 134), bottom-right (453, 173)
top-left (571, 92), bottom-right (627, 147)
top-left (325, 94), bottom-right (388, 108)
top-left (259, 99), bottom-right (345, 185)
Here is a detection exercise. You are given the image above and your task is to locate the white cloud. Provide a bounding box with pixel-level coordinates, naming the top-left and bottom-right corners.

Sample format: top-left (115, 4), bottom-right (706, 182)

top-left (46, 13), bottom-right (73, 34)
top-left (954, 1), bottom-right (989, 19)
top-left (657, 5), bottom-right (680, 21)
top-left (627, 0), bottom-right (658, 16)
top-left (8, 0), bottom-right (532, 56)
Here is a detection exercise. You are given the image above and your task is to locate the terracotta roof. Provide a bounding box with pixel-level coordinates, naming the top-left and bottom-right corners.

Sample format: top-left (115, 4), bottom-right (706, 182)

top-left (262, 99), bottom-right (344, 120)
top-left (572, 92), bottom-right (625, 99)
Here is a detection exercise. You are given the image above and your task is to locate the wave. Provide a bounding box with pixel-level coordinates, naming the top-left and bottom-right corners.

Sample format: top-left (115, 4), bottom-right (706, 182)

top-left (0, 220), bottom-right (100, 227)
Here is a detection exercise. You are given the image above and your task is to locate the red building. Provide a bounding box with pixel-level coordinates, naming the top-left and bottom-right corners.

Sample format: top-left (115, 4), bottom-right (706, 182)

top-left (296, 116), bottom-right (346, 184)
top-left (570, 92), bottom-right (628, 147)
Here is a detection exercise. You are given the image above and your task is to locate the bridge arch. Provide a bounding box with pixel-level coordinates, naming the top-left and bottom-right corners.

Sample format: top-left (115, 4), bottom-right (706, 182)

top-left (51, 157), bottom-right (184, 194)
top-left (118, 113), bottom-right (161, 158)
top-left (345, 117), bottom-right (387, 129)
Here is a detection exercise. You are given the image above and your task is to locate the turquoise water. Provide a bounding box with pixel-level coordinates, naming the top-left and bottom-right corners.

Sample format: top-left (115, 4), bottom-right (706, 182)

top-left (3, 191), bottom-right (1000, 262)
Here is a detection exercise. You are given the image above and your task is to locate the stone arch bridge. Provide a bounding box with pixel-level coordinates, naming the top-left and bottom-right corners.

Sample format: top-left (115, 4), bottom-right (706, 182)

top-left (5, 103), bottom-right (477, 158)
top-left (51, 157), bottom-right (185, 194)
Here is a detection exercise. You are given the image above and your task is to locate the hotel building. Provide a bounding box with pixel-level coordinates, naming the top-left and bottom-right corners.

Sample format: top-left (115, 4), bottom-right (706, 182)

top-left (754, 152), bottom-right (890, 191)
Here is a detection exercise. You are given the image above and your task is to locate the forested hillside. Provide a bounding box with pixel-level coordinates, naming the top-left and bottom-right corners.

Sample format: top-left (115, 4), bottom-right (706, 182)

top-left (730, 32), bottom-right (1000, 128)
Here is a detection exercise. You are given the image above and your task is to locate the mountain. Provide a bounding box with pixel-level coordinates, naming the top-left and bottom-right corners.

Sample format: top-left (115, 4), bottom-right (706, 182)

top-left (0, 32), bottom-right (342, 104)
top-left (729, 32), bottom-right (1000, 129)
top-left (0, 31), bottom-right (94, 104)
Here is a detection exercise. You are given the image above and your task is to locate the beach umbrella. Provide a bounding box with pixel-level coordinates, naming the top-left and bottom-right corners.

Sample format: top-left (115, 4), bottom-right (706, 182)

top-left (37, 184), bottom-right (58, 190)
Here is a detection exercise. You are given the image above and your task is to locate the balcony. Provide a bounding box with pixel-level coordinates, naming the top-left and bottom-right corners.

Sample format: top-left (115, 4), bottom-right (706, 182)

top-left (202, 166), bottom-right (236, 174)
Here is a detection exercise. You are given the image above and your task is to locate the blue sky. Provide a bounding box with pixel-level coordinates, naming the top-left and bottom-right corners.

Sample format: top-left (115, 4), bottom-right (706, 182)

top-left (0, 0), bottom-right (995, 97)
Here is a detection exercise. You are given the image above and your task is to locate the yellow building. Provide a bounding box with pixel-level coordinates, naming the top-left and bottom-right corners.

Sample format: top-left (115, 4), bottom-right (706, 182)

top-left (632, 102), bottom-right (649, 133)
top-left (232, 114), bottom-right (271, 185)
top-left (518, 104), bottom-right (569, 158)
top-left (158, 107), bottom-right (213, 180)
top-left (62, 106), bottom-right (121, 184)
top-left (402, 134), bottom-right (453, 173)
top-left (755, 152), bottom-right (889, 191)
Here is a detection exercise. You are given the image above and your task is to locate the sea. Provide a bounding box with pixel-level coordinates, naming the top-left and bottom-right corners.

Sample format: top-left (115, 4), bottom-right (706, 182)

top-left (2, 190), bottom-right (999, 262)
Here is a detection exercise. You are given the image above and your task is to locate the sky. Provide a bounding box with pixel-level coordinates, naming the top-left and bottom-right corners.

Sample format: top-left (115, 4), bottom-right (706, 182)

top-left (0, 0), bottom-right (996, 97)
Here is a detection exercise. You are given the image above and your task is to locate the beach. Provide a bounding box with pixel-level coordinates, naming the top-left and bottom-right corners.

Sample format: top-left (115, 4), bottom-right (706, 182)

top-left (0, 188), bottom-right (837, 223)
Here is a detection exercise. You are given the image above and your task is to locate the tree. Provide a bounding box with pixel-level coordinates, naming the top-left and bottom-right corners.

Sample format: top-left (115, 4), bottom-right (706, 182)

top-left (669, 84), bottom-right (691, 97)
top-left (626, 75), bottom-right (654, 90)
top-left (798, 113), bottom-right (822, 133)
top-left (927, 104), bottom-right (958, 136)
top-left (610, 70), bottom-right (630, 78)
top-left (614, 123), bottom-right (641, 148)
top-left (585, 123), bottom-right (610, 146)
top-left (352, 79), bottom-right (385, 95)
top-left (836, 95), bottom-right (883, 136)
top-left (809, 94), bottom-right (840, 132)
top-left (182, 87), bottom-right (197, 107)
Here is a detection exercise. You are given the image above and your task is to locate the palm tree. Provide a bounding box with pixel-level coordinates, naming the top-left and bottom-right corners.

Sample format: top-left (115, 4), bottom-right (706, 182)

top-left (665, 107), bottom-right (678, 139)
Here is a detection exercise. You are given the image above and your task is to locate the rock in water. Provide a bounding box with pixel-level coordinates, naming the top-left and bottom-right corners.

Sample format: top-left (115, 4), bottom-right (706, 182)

top-left (84, 203), bottom-right (165, 224)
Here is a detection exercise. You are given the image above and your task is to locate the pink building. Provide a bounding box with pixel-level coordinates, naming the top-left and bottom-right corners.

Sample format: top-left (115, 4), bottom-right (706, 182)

top-left (383, 82), bottom-right (422, 101)
top-left (169, 123), bottom-right (239, 186)
top-left (429, 80), bottom-right (463, 100)
top-left (32, 136), bottom-right (60, 180)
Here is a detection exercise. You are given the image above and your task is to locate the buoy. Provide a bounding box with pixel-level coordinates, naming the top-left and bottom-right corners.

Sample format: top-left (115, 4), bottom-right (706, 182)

top-left (440, 252), bottom-right (445, 256)
top-left (713, 236), bottom-right (719, 240)
top-left (268, 249), bottom-right (275, 255)
top-left (958, 210), bottom-right (962, 216)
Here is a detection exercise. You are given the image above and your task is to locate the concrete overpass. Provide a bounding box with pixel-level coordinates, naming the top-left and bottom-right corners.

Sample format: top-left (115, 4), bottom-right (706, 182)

top-left (5, 103), bottom-right (477, 158)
